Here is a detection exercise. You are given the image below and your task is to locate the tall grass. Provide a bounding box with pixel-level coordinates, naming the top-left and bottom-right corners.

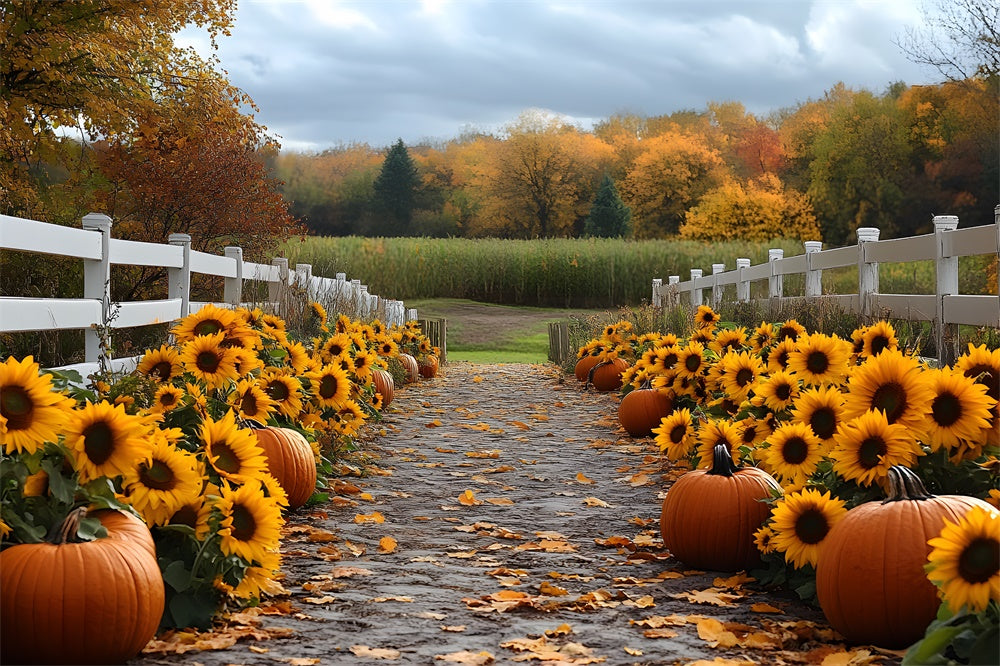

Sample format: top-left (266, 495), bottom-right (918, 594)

top-left (284, 236), bottom-right (996, 309)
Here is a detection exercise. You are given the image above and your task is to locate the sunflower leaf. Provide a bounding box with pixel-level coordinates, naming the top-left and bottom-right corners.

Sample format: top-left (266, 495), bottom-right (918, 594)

top-left (163, 560), bottom-right (192, 592)
top-left (75, 515), bottom-right (107, 541)
top-left (40, 459), bottom-right (74, 504)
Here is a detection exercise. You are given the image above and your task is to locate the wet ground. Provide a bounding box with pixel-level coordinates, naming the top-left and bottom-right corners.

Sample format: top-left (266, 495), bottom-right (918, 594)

top-left (134, 363), bottom-right (900, 666)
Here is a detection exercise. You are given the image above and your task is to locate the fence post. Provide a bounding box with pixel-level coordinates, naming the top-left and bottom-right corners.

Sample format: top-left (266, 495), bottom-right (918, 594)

top-left (934, 215), bottom-right (960, 366)
top-left (711, 263), bottom-right (725, 308)
top-left (995, 205), bottom-right (1000, 297)
top-left (268, 257), bottom-right (289, 310)
top-left (804, 241), bottom-right (823, 298)
top-left (690, 269), bottom-right (703, 308)
top-left (768, 249), bottom-right (784, 300)
top-left (168, 233), bottom-right (192, 319)
top-left (359, 285), bottom-right (370, 318)
top-left (667, 276), bottom-right (680, 308)
top-left (652, 278), bottom-right (662, 307)
top-left (82, 213), bottom-right (112, 365)
top-left (407, 308), bottom-right (418, 321)
top-left (857, 227), bottom-right (881, 319)
top-left (294, 264), bottom-right (313, 302)
top-left (736, 258), bottom-right (751, 302)
top-left (224, 246), bottom-right (243, 307)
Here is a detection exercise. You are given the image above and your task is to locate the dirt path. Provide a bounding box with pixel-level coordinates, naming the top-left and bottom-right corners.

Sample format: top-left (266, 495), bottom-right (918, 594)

top-left (135, 363), bottom-right (895, 666)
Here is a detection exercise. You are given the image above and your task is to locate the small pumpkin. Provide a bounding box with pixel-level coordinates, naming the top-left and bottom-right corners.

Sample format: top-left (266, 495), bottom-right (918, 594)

top-left (589, 358), bottom-right (628, 392)
top-left (574, 355), bottom-right (600, 382)
top-left (372, 368), bottom-right (395, 408)
top-left (660, 444), bottom-right (781, 571)
top-left (254, 426), bottom-right (317, 509)
top-left (418, 353), bottom-right (439, 378)
top-left (0, 508), bottom-right (165, 665)
top-left (816, 466), bottom-right (996, 649)
top-left (399, 353), bottom-right (420, 384)
top-left (619, 385), bottom-right (673, 437)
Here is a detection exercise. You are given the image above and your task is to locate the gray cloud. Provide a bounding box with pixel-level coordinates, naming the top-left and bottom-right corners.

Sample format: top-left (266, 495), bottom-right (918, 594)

top-left (176, 0), bottom-right (937, 150)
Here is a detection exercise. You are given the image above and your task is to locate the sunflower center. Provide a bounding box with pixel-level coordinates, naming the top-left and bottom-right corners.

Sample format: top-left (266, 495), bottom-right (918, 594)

top-left (193, 319), bottom-right (225, 336)
top-left (196, 350), bottom-right (221, 373)
top-left (139, 459), bottom-right (177, 491)
top-left (794, 508), bottom-right (830, 545)
top-left (231, 503), bottom-right (258, 542)
top-left (152, 361), bottom-right (173, 381)
top-left (319, 375), bottom-right (340, 399)
top-left (742, 426), bottom-right (759, 444)
top-left (685, 355), bottom-right (701, 372)
top-left (963, 364), bottom-right (999, 401)
top-left (265, 381), bottom-right (290, 401)
top-left (663, 353), bottom-right (678, 368)
top-left (782, 436), bottom-right (810, 464)
top-left (778, 327), bottom-right (798, 341)
top-left (159, 392), bottom-right (178, 407)
top-left (958, 538), bottom-right (1000, 584)
top-left (776, 384), bottom-right (792, 401)
top-left (735, 368), bottom-right (754, 387)
top-left (329, 345), bottom-right (344, 357)
top-left (212, 441), bottom-right (241, 474)
top-left (776, 350), bottom-right (790, 369)
top-left (931, 391), bottom-right (962, 427)
top-left (870, 335), bottom-right (890, 356)
top-left (82, 422), bottom-right (115, 465)
top-left (0, 386), bottom-right (34, 429)
top-left (809, 407), bottom-right (837, 440)
top-left (871, 382), bottom-right (907, 423)
top-left (170, 505), bottom-right (198, 527)
top-left (240, 391), bottom-right (259, 415)
top-left (806, 351), bottom-right (830, 375)
top-left (858, 436), bottom-right (887, 469)
top-left (670, 425), bottom-right (687, 444)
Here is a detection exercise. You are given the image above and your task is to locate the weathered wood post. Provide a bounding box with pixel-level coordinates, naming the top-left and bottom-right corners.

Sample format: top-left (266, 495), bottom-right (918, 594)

top-left (652, 278), bottom-right (662, 308)
top-left (804, 241), bottom-right (823, 298)
top-left (224, 246), bottom-right (243, 307)
top-left (295, 263), bottom-right (313, 301)
top-left (407, 308), bottom-right (418, 321)
top-left (711, 263), bottom-right (725, 308)
top-left (857, 228), bottom-right (881, 320)
top-left (736, 258), bottom-right (751, 302)
top-left (268, 257), bottom-right (289, 313)
top-left (82, 213), bottom-right (112, 365)
top-left (933, 215), bottom-right (960, 366)
top-left (690, 269), bottom-right (703, 308)
top-left (768, 249), bottom-right (784, 301)
top-left (667, 276), bottom-right (680, 308)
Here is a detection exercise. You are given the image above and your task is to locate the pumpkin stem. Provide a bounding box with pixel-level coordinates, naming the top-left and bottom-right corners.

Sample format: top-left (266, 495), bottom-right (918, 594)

top-left (706, 443), bottom-right (741, 477)
top-left (882, 466), bottom-right (934, 503)
top-left (585, 359), bottom-right (612, 390)
top-left (50, 506), bottom-right (89, 544)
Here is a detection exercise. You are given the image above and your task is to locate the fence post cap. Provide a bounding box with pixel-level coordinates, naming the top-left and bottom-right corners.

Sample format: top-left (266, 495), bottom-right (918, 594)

top-left (932, 215), bottom-right (959, 231)
top-left (336, 272), bottom-right (347, 281)
top-left (736, 257), bottom-right (751, 269)
top-left (168, 233), bottom-right (191, 243)
top-left (768, 248), bottom-right (784, 260)
top-left (224, 246), bottom-right (243, 257)
top-left (690, 268), bottom-right (703, 278)
top-left (82, 213), bottom-right (112, 229)
top-left (668, 275), bottom-right (680, 284)
top-left (712, 263), bottom-right (725, 273)
top-left (804, 241), bottom-right (823, 252)
top-left (857, 227), bottom-right (880, 242)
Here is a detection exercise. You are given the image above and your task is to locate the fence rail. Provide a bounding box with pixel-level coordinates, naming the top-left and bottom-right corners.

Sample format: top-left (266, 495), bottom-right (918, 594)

top-left (1, 213), bottom-right (419, 376)
top-left (652, 211), bottom-right (1000, 366)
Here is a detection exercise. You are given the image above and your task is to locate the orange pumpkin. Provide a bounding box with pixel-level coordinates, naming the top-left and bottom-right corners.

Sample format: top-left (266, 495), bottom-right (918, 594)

top-left (660, 444), bottom-right (781, 571)
top-left (372, 368), bottom-right (395, 408)
top-left (589, 358), bottom-right (628, 392)
top-left (574, 355), bottom-right (600, 382)
top-left (254, 426), bottom-right (317, 509)
top-left (816, 466), bottom-right (996, 649)
top-left (0, 508), bottom-right (164, 665)
top-left (419, 353), bottom-right (439, 378)
top-left (618, 387), bottom-right (673, 437)
top-left (399, 353), bottom-right (420, 384)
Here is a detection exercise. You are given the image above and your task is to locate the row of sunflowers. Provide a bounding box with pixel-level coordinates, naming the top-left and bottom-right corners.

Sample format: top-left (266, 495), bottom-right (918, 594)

top-left (0, 302), bottom-right (440, 662)
top-left (573, 307), bottom-right (999, 664)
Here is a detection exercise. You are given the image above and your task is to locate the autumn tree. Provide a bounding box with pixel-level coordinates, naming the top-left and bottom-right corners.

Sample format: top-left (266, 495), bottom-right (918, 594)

top-left (583, 174), bottom-right (631, 238)
top-left (896, 0), bottom-right (1000, 80)
top-left (679, 174), bottom-right (820, 242)
top-left (370, 139), bottom-right (420, 236)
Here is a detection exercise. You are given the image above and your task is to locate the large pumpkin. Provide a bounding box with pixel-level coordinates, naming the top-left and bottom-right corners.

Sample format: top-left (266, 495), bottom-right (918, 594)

top-left (1, 508), bottom-right (164, 665)
top-left (254, 426), bottom-right (317, 509)
top-left (589, 358), bottom-right (628, 392)
top-left (661, 444), bottom-right (781, 571)
top-left (574, 355), bottom-right (600, 383)
top-left (419, 354), bottom-right (439, 378)
top-left (372, 368), bottom-right (395, 408)
top-left (816, 466), bottom-right (995, 649)
top-left (619, 386), bottom-right (673, 437)
top-left (399, 353), bottom-right (420, 384)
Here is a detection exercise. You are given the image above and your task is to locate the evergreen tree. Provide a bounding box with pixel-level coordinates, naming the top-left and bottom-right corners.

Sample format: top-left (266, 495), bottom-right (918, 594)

top-left (372, 138), bottom-right (419, 236)
top-left (584, 174), bottom-right (631, 238)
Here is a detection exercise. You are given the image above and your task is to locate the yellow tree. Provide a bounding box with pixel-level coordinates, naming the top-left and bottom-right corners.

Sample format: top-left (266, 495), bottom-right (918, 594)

top-left (622, 131), bottom-right (727, 238)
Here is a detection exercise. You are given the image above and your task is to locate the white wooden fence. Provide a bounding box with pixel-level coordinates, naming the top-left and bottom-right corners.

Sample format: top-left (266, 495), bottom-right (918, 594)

top-left (0, 213), bottom-right (417, 377)
top-left (652, 210), bottom-right (1000, 366)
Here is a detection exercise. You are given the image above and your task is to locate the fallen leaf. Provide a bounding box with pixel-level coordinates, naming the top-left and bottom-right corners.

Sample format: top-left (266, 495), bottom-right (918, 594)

top-left (330, 566), bottom-right (373, 578)
top-left (436, 446), bottom-right (456, 453)
top-left (303, 596), bottom-right (336, 604)
top-left (378, 536), bottom-right (398, 554)
top-left (820, 650), bottom-right (881, 666)
top-left (350, 645), bottom-right (401, 660)
top-left (248, 645), bottom-right (269, 653)
top-left (458, 489), bottom-right (483, 505)
top-left (426, 419), bottom-right (443, 427)
top-left (575, 472), bottom-right (595, 484)
top-left (440, 625), bottom-right (467, 632)
top-left (307, 529), bottom-right (337, 543)
top-left (472, 376), bottom-right (484, 383)
top-left (670, 588), bottom-right (739, 606)
top-left (466, 449), bottom-right (501, 458)
top-left (538, 581), bottom-right (569, 596)
top-left (330, 480), bottom-right (362, 494)
top-left (643, 628), bottom-right (679, 639)
top-left (750, 602), bottom-right (784, 614)
top-left (623, 647), bottom-right (643, 656)
top-left (582, 497), bottom-right (610, 507)
top-left (354, 511), bottom-right (385, 524)
top-left (280, 659), bottom-right (320, 666)
top-left (371, 596), bottom-right (413, 603)
top-left (434, 650), bottom-right (495, 664)
top-left (713, 573), bottom-right (755, 589)
top-left (697, 618), bottom-right (739, 648)
top-left (417, 611), bottom-right (447, 620)
top-left (510, 420), bottom-right (531, 430)
top-left (485, 497), bottom-right (514, 505)
top-left (544, 623), bottom-right (573, 637)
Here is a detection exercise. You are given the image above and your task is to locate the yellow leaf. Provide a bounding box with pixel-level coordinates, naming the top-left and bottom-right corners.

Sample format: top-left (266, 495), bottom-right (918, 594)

top-left (354, 511), bottom-right (385, 524)
top-left (510, 420), bottom-right (531, 430)
top-left (248, 645), bottom-right (269, 653)
top-left (458, 489), bottom-right (483, 506)
top-left (623, 647), bottom-right (643, 656)
top-left (426, 419), bottom-right (443, 427)
top-left (538, 581), bottom-right (569, 596)
top-left (435, 446), bottom-right (456, 453)
top-left (472, 376), bottom-right (484, 383)
top-left (643, 628), bottom-right (678, 639)
top-left (359, 492), bottom-right (374, 501)
top-left (544, 623), bottom-right (573, 637)
top-left (750, 602), bottom-right (783, 614)
top-left (378, 536), bottom-right (398, 553)
top-left (330, 566), bottom-right (373, 578)
top-left (696, 617), bottom-right (738, 648)
top-left (371, 596), bottom-right (413, 603)
top-left (575, 472), bottom-right (595, 484)
top-left (350, 645), bottom-right (401, 660)
top-left (633, 595), bottom-right (656, 608)
top-left (465, 449), bottom-right (500, 458)
top-left (485, 497), bottom-right (514, 505)
top-left (440, 625), bottom-right (467, 632)
top-left (434, 650), bottom-right (495, 664)
top-left (303, 596), bottom-right (336, 604)
top-left (583, 497), bottom-right (610, 507)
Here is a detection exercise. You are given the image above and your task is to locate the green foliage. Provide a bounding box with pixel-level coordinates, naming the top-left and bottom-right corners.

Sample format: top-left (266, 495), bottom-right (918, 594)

top-left (583, 174), bottom-right (631, 238)
top-left (904, 601), bottom-right (1000, 666)
top-left (372, 139), bottom-right (420, 236)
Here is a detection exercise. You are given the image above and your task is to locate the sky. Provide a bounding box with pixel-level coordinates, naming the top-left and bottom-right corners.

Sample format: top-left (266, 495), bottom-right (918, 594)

top-left (175, 0), bottom-right (942, 152)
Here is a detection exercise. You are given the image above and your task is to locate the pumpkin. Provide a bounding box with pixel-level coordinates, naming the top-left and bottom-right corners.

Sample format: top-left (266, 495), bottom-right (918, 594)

top-left (574, 355), bottom-right (600, 382)
top-left (399, 353), bottom-right (420, 383)
top-left (661, 444), bottom-right (781, 571)
top-left (816, 466), bottom-right (995, 649)
top-left (1, 508), bottom-right (164, 665)
top-left (254, 426), bottom-right (317, 509)
top-left (372, 368), bottom-right (395, 408)
top-left (619, 386), bottom-right (673, 437)
top-left (589, 358), bottom-right (628, 392)
top-left (419, 353), bottom-right (439, 378)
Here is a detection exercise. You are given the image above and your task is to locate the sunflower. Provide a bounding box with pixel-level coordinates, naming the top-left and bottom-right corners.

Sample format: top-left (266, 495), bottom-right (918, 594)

top-left (776, 319), bottom-right (807, 343)
top-left (64, 400), bottom-right (149, 483)
top-left (230, 379), bottom-right (276, 422)
top-left (259, 472), bottom-right (290, 508)
top-left (718, 350), bottom-right (765, 403)
top-left (689, 327), bottom-right (715, 345)
top-left (320, 334), bottom-right (354, 363)
top-left (709, 328), bottom-right (749, 356)
top-left (653, 408), bottom-right (695, 461)
top-left (309, 301), bottom-right (328, 329)
top-left (829, 411), bottom-right (922, 486)
top-left (843, 349), bottom-right (936, 431)
top-left (376, 339), bottom-right (399, 358)
top-left (860, 321), bottom-right (898, 359)
top-left (649, 345), bottom-right (681, 374)
top-left (216, 480), bottom-right (284, 564)
top-left (756, 371), bottom-right (800, 413)
top-left (369, 391), bottom-right (384, 411)
top-left (695, 305), bottom-right (720, 329)
top-left (171, 303), bottom-right (240, 342)
top-left (955, 344), bottom-right (1000, 446)
top-left (754, 525), bottom-right (777, 555)
top-left (282, 341), bottom-right (311, 375)
top-left (123, 432), bottom-right (203, 526)
top-left (137, 345), bottom-right (183, 382)
top-left (766, 338), bottom-right (797, 374)
top-left (787, 332), bottom-right (852, 387)
top-left (0, 356), bottom-right (75, 455)
top-left (921, 368), bottom-right (996, 460)
top-left (152, 385), bottom-right (185, 414)
top-left (329, 399), bottom-right (367, 437)
top-left (307, 363), bottom-right (351, 409)
top-left (230, 551), bottom-right (285, 600)
top-left (926, 506), bottom-right (1000, 613)
top-left (694, 418), bottom-right (744, 467)
top-left (751, 322), bottom-right (776, 353)
top-left (769, 488), bottom-right (847, 569)
top-left (736, 415), bottom-right (772, 450)
top-left (229, 346), bottom-right (263, 378)
top-left (201, 410), bottom-right (269, 482)
top-left (676, 341), bottom-right (707, 380)
top-left (168, 496), bottom-right (213, 539)
top-left (180, 332), bottom-right (240, 390)
top-left (762, 423), bottom-right (824, 487)
top-left (790, 385), bottom-right (846, 442)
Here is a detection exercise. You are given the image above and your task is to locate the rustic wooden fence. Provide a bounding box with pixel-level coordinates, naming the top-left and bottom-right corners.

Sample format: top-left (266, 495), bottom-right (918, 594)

top-left (652, 211), bottom-right (999, 366)
top-left (0, 213), bottom-right (419, 377)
